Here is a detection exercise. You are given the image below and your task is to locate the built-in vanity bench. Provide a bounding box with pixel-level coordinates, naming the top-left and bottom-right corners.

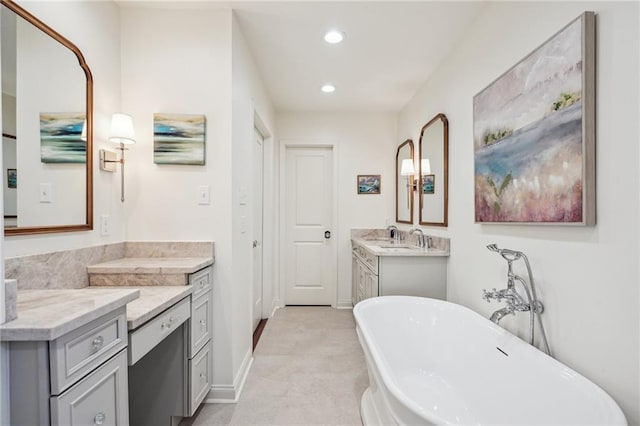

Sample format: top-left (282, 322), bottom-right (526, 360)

top-left (87, 257), bottom-right (214, 426)
top-left (351, 228), bottom-right (450, 304)
top-left (1, 244), bottom-right (215, 426)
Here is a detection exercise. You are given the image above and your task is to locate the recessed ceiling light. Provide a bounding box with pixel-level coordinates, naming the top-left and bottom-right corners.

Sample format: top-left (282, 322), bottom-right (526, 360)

top-left (324, 30), bottom-right (344, 44)
top-left (321, 84), bottom-right (336, 93)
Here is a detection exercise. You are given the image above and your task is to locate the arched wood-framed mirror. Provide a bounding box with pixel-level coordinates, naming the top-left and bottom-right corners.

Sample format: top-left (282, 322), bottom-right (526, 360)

top-left (2, 0), bottom-right (93, 236)
top-left (395, 139), bottom-right (414, 224)
top-left (419, 113), bottom-right (448, 227)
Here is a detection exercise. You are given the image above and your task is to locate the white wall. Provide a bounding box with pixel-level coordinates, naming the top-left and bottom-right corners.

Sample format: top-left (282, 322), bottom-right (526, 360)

top-left (120, 6), bottom-right (276, 398)
top-left (277, 113), bottom-right (397, 307)
top-left (397, 2), bottom-right (639, 423)
top-left (3, 0), bottom-right (125, 257)
top-left (231, 11), bottom-right (277, 389)
top-left (2, 94), bottom-right (16, 216)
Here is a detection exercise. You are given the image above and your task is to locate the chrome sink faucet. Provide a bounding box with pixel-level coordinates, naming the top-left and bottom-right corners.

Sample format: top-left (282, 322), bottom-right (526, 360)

top-left (483, 244), bottom-right (551, 356)
top-left (410, 227), bottom-right (426, 248)
top-left (386, 225), bottom-right (398, 240)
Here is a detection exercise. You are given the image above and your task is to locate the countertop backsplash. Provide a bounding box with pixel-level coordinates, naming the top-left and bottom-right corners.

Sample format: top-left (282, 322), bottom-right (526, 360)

top-left (5, 241), bottom-right (215, 290)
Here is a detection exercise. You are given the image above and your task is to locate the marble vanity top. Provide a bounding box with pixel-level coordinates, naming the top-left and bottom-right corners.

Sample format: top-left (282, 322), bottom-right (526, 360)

top-left (120, 286), bottom-right (193, 330)
top-left (87, 257), bottom-right (213, 274)
top-left (0, 288), bottom-right (140, 341)
top-left (351, 236), bottom-right (449, 257)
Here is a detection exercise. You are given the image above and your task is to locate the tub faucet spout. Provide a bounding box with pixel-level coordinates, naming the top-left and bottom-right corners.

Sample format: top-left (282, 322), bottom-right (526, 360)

top-left (490, 306), bottom-right (515, 324)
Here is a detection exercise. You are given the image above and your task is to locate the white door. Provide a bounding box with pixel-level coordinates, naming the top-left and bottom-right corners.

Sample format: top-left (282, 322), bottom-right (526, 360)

top-left (252, 129), bottom-right (264, 331)
top-left (284, 146), bottom-right (335, 305)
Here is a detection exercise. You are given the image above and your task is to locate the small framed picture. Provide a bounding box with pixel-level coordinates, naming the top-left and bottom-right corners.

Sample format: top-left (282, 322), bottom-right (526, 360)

top-left (422, 174), bottom-right (435, 194)
top-left (7, 169), bottom-right (16, 189)
top-left (357, 175), bottom-right (381, 194)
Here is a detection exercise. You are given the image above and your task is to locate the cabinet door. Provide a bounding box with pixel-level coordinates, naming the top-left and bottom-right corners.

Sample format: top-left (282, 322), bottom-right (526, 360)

top-left (351, 255), bottom-right (358, 306)
top-left (364, 268), bottom-right (379, 299)
top-left (51, 349), bottom-right (128, 426)
top-left (190, 290), bottom-right (212, 357)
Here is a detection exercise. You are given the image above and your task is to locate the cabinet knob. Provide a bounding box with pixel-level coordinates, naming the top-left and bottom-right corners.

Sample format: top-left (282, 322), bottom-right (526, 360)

top-left (200, 372), bottom-right (206, 382)
top-left (200, 319), bottom-right (206, 329)
top-left (94, 412), bottom-right (106, 425)
top-left (91, 336), bottom-right (104, 351)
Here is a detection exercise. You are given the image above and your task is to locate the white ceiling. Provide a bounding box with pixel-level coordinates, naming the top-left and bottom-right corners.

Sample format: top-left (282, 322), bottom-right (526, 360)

top-left (232, 2), bottom-right (486, 112)
top-left (119, 1), bottom-right (486, 113)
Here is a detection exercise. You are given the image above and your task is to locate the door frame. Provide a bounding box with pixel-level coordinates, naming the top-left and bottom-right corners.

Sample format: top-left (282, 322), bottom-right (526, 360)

top-left (278, 140), bottom-right (339, 308)
top-left (252, 110), bottom-right (274, 321)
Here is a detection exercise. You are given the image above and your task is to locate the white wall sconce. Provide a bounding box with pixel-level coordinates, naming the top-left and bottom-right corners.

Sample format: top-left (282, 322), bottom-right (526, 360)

top-left (400, 159), bottom-right (417, 208)
top-left (421, 158), bottom-right (432, 175)
top-left (99, 113), bottom-right (136, 202)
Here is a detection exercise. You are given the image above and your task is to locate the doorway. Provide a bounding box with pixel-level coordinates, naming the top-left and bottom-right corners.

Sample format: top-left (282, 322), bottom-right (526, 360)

top-left (282, 145), bottom-right (336, 306)
top-left (252, 128), bottom-right (264, 332)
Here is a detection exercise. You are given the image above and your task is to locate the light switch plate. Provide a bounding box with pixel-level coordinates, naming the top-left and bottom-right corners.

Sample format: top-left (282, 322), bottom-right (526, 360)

top-left (39, 183), bottom-right (52, 203)
top-left (198, 185), bottom-right (210, 205)
top-left (100, 214), bottom-right (110, 236)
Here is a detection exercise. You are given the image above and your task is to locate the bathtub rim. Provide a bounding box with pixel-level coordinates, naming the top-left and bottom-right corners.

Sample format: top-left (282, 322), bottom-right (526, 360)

top-left (353, 295), bottom-right (627, 426)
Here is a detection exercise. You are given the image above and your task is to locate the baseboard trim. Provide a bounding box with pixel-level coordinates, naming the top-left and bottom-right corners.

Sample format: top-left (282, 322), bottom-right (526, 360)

top-left (335, 299), bottom-right (353, 309)
top-left (205, 348), bottom-right (253, 403)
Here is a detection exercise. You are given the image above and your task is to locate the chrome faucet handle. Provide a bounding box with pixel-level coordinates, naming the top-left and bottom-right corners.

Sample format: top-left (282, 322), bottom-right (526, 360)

top-left (482, 289), bottom-right (493, 302)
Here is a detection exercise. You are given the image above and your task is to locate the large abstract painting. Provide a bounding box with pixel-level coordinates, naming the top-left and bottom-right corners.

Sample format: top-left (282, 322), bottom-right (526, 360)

top-left (40, 113), bottom-right (86, 163)
top-left (474, 12), bottom-right (595, 225)
top-left (154, 113), bottom-right (206, 165)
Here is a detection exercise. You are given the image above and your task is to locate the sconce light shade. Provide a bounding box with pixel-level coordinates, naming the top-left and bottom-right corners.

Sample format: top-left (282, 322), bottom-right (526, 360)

top-left (421, 158), bottom-right (432, 175)
top-left (401, 159), bottom-right (415, 176)
top-left (109, 113), bottom-right (136, 145)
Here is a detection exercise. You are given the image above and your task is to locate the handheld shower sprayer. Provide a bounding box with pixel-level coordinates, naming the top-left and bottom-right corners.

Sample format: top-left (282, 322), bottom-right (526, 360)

top-left (484, 243), bottom-right (551, 356)
top-left (486, 244), bottom-right (522, 261)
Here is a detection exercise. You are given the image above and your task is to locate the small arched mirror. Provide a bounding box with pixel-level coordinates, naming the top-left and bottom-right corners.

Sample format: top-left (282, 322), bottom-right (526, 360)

top-left (419, 113), bottom-right (448, 226)
top-left (1, 0), bottom-right (93, 236)
top-left (395, 139), bottom-right (414, 224)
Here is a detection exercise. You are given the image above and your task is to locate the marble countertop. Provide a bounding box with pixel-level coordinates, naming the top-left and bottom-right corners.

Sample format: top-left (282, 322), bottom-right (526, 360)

top-left (119, 286), bottom-right (193, 330)
top-left (0, 288), bottom-right (140, 341)
top-left (87, 257), bottom-right (213, 274)
top-left (351, 237), bottom-right (450, 257)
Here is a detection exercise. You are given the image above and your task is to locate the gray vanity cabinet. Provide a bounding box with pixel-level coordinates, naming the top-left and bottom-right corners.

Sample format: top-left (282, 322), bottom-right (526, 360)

top-left (186, 266), bottom-right (213, 415)
top-left (9, 307), bottom-right (130, 425)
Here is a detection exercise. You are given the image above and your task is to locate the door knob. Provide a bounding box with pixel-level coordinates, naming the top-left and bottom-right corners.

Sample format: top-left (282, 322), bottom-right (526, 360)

top-left (253, 240), bottom-right (260, 248)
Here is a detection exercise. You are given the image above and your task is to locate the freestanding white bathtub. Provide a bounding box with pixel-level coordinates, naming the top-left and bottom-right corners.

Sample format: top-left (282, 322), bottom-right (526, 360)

top-left (354, 296), bottom-right (626, 425)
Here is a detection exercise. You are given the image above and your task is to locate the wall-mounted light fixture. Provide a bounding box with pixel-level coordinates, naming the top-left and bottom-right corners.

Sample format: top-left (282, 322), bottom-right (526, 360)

top-left (421, 158), bottom-right (432, 175)
top-left (99, 113), bottom-right (135, 202)
top-left (400, 159), bottom-right (417, 208)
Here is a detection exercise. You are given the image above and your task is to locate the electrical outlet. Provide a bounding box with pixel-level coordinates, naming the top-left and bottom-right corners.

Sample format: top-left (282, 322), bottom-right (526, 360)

top-left (198, 185), bottom-right (210, 205)
top-left (100, 214), bottom-right (110, 236)
top-left (39, 183), bottom-right (52, 203)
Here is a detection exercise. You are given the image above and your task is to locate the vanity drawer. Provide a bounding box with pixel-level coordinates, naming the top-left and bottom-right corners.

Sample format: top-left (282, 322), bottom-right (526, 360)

top-left (128, 296), bottom-right (190, 365)
top-left (189, 266), bottom-right (212, 299)
top-left (190, 290), bottom-right (212, 357)
top-left (51, 348), bottom-right (129, 426)
top-left (50, 307), bottom-right (127, 395)
top-left (188, 344), bottom-right (211, 416)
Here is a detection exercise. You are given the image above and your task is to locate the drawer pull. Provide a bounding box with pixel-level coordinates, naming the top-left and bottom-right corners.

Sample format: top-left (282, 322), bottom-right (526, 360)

top-left (200, 319), bottom-right (206, 329)
top-left (94, 412), bottom-right (106, 425)
top-left (200, 372), bottom-right (206, 382)
top-left (91, 336), bottom-right (104, 351)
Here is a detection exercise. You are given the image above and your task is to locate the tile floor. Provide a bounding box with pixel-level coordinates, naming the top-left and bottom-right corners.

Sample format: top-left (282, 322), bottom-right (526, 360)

top-left (180, 307), bottom-right (369, 425)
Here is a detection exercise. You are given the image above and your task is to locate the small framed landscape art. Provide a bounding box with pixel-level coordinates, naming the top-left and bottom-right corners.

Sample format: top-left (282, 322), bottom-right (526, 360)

top-left (473, 12), bottom-right (595, 225)
top-left (7, 169), bottom-right (16, 189)
top-left (357, 175), bottom-right (381, 194)
top-left (154, 113), bottom-right (206, 165)
top-left (422, 174), bottom-right (435, 194)
top-left (40, 112), bottom-right (86, 163)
